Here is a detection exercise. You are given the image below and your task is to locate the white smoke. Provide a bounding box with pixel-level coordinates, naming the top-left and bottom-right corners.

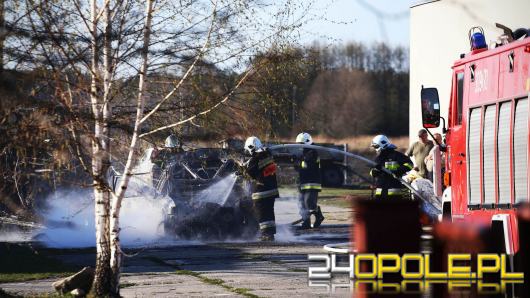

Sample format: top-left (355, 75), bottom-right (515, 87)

top-left (0, 231), bottom-right (33, 242)
top-left (29, 149), bottom-right (335, 247)
top-left (35, 153), bottom-right (175, 248)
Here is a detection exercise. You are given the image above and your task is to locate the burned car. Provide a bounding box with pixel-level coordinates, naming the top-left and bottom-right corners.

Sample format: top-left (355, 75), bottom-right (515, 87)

top-left (137, 147), bottom-right (258, 240)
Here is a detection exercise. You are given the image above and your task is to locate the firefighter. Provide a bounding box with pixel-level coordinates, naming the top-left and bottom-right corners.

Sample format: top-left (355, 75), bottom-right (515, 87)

top-left (150, 134), bottom-right (184, 194)
top-left (295, 132), bottom-right (325, 229)
top-left (370, 135), bottom-right (414, 199)
top-left (242, 136), bottom-right (279, 241)
top-left (165, 134), bottom-right (180, 148)
top-left (151, 134), bottom-right (182, 168)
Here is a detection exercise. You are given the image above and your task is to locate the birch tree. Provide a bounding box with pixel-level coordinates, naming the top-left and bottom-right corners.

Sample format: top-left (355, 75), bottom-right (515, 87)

top-left (2, 0), bottom-right (316, 295)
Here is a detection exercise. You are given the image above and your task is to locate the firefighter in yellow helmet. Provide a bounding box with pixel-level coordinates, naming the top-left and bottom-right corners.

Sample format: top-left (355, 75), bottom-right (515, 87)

top-left (242, 136), bottom-right (279, 241)
top-left (295, 132), bottom-right (324, 229)
top-left (370, 135), bottom-right (414, 199)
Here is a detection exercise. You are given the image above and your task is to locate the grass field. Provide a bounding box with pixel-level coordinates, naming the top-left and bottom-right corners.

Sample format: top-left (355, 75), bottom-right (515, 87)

top-left (318, 187), bottom-right (371, 199)
top-left (318, 188), bottom-right (372, 208)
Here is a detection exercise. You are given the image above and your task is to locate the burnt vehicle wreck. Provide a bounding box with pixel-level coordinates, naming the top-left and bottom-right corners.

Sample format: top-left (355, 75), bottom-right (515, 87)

top-left (142, 147), bottom-right (259, 241)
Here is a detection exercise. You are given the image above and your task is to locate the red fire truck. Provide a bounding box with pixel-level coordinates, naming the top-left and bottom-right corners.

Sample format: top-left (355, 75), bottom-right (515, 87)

top-left (421, 26), bottom-right (530, 255)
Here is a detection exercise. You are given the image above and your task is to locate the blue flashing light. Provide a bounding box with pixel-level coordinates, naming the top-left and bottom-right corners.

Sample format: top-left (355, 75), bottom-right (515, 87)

top-left (471, 32), bottom-right (487, 50)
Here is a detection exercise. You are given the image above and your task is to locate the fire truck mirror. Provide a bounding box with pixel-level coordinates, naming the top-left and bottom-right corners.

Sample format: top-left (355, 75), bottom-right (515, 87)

top-left (421, 87), bottom-right (440, 128)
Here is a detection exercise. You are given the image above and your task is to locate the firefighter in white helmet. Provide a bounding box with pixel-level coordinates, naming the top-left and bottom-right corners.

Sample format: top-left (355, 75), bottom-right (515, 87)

top-left (295, 132), bottom-right (324, 229)
top-left (152, 134), bottom-right (182, 168)
top-left (164, 134), bottom-right (180, 149)
top-left (242, 136), bottom-right (279, 241)
top-left (370, 135), bottom-right (413, 199)
top-left (150, 134), bottom-right (184, 194)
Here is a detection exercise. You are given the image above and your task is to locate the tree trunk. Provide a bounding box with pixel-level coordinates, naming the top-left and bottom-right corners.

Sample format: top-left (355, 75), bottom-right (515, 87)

top-left (92, 120), bottom-right (113, 296)
top-left (109, 0), bottom-right (154, 294)
top-left (92, 147), bottom-right (112, 296)
top-left (89, 0), bottom-right (114, 296)
top-left (0, 0), bottom-right (5, 72)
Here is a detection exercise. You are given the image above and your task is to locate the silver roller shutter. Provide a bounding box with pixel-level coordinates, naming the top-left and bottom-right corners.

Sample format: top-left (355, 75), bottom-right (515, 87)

top-left (468, 107), bottom-right (482, 205)
top-left (514, 98), bottom-right (528, 204)
top-left (482, 105), bottom-right (496, 205)
top-left (497, 102), bottom-right (512, 205)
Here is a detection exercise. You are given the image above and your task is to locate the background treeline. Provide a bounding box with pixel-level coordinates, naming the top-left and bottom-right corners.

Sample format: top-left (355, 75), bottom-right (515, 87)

top-left (0, 41), bottom-right (409, 146)
top-left (0, 40), bottom-right (408, 215)
top-left (182, 41), bottom-right (410, 140)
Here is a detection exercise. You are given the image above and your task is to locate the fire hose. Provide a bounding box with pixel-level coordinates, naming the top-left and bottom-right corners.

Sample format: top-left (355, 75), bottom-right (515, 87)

top-left (269, 144), bottom-right (441, 216)
top-left (270, 144), bottom-right (441, 254)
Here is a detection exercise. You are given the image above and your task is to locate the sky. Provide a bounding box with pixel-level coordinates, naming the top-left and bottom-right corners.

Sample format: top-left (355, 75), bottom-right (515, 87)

top-left (301, 0), bottom-right (411, 47)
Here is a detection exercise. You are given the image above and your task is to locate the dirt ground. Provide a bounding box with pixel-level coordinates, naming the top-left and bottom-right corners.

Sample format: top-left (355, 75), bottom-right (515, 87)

top-left (0, 189), bottom-right (359, 297)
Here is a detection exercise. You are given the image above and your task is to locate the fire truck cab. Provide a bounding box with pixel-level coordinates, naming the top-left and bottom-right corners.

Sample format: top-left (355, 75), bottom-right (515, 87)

top-left (421, 28), bottom-right (530, 255)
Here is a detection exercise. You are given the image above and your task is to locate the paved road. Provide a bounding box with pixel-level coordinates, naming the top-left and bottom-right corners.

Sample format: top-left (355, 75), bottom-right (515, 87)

top-left (1, 195), bottom-right (354, 297)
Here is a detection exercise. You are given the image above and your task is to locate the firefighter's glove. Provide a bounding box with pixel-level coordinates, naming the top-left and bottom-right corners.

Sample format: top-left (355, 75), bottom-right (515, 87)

top-left (237, 165), bottom-right (249, 177)
top-left (370, 167), bottom-right (381, 178)
top-left (242, 159), bottom-right (251, 167)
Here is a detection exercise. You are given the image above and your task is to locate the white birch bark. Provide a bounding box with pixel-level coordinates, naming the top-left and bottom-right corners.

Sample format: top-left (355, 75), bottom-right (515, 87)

top-left (109, 0), bottom-right (154, 294)
top-left (90, 0), bottom-right (113, 295)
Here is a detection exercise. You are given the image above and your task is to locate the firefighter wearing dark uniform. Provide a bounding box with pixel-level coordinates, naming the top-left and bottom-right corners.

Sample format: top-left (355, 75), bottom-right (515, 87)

top-left (295, 132), bottom-right (324, 229)
top-left (151, 134), bottom-right (182, 169)
top-left (370, 135), bottom-right (414, 199)
top-left (243, 136), bottom-right (279, 241)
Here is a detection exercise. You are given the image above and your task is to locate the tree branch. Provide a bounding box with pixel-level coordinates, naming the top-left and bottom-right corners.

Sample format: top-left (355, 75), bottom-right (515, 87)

top-left (139, 64), bottom-right (257, 138)
top-left (139, 0), bottom-right (218, 125)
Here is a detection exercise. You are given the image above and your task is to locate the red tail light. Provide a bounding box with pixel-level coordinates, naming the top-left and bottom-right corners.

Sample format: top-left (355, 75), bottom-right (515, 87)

top-left (525, 45), bottom-right (530, 53)
top-left (444, 172), bottom-right (451, 187)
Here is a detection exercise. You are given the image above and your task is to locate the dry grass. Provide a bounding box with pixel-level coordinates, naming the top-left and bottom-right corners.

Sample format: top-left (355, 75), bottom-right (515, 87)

top-left (310, 135), bottom-right (410, 153)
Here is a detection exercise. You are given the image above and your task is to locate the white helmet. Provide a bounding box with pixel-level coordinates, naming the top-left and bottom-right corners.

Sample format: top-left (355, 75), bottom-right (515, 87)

top-left (244, 136), bottom-right (263, 155)
top-left (165, 134), bottom-right (180, 148)
top-left (295, 132), bottom-right (313, 145)
top-left (371, 135), bottom-right (391, 152)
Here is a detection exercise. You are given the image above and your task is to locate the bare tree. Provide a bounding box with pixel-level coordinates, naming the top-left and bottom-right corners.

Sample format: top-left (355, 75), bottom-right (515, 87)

top-left (302, 68), bottom-right (375, 137)
top-left (0, 0), bottom-right (5, 71)
top-left (1, 0), bottom-right (316, 295)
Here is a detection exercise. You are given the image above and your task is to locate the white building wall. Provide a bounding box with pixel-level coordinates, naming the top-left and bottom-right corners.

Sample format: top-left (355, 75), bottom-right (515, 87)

top-left (409, 0), bottom-right (530, 141)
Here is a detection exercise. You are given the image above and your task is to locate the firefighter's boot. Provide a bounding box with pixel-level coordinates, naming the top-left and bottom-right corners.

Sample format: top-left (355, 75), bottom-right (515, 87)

top-left (301, 218), bottom-right (311, 229)
top-left (312, 206), bottom-right (325, 228)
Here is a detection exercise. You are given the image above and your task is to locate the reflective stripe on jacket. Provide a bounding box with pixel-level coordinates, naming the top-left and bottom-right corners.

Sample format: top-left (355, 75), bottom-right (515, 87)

top-left (300, 183), bottom-right (322, 190)
top-left (259, 220), bottom-right (276, 230)
top-left (375, 188), bottom-right (407, 196)
top-left (252, 188), bottom-right (279, 200)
